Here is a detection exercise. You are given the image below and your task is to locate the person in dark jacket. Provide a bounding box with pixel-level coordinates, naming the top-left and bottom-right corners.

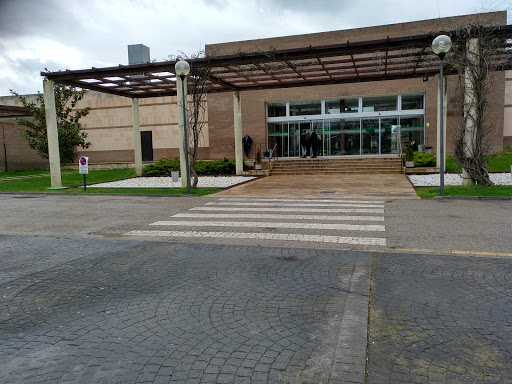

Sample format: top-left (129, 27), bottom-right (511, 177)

top-left (310, 129), bottom-right (318, 158)
top-left (242, 134), bottom-right (253, 157)
top-left (300, 130), bottom-right (308, 158)
top-left (304, 132), bottom-right (312, 158)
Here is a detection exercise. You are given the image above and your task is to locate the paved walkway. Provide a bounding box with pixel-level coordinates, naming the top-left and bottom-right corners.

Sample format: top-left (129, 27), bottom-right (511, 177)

top-left (219, 174), bottom-right (419, 199)
top-left (367, 253), bottom-right (512, 384)
top-left (1, 178), bottom-right (510, 383)
top-left (0, 236), bottom-right (371, 384)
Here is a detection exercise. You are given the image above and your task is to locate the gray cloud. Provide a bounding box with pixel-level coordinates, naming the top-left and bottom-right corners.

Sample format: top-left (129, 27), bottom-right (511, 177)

top-left (0, 0), bottom-right (511, 96)
top-left (0, 0), bottom-right (80, 39)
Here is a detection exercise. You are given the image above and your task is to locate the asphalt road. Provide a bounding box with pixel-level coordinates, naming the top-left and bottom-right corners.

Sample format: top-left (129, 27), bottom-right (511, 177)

top-left (0, 194), bottom-right (510, 255)
top-left (0, 193), bottom-right (511, 383)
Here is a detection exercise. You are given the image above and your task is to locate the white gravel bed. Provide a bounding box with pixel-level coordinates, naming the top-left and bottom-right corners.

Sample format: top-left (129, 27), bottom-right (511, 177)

top-left (408, 173), bottom-right (512, 187)
top-left (89, 176), bottom-right (256, 188)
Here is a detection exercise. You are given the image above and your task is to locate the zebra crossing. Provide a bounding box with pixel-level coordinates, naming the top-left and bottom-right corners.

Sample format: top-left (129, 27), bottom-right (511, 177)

top-left (125, 197), bottom-right (387, 249)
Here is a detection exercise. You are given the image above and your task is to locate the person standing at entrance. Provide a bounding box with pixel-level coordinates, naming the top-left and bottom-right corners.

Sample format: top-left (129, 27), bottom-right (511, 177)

top-left (300, 130), bottom-right (308, 158)
top-left (310, 129), bottom-right (318, 158)
top-left (242, 134), bottom-right (253, 158)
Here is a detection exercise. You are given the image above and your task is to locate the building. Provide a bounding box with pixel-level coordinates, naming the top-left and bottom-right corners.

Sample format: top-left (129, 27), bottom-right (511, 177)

top-left (0, 11), bottom-right (510, 172)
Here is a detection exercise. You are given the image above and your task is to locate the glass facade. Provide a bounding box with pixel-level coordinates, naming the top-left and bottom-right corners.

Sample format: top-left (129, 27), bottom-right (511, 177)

top-left (289, 100), bottom-right (322, 116)
top-left (326, 98), bottom-right (358, 114)
top-left (267, 94), bottom-right (424, 157)
top-left (362, 95), bottom-right (397, 112)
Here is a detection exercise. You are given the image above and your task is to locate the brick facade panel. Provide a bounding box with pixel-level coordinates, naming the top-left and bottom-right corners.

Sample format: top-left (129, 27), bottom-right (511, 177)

top-left (0, 121), bottom-right (48, 172)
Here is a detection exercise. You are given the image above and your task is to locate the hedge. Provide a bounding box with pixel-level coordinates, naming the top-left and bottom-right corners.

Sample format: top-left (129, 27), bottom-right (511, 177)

top-left (142, 157), bottom-right (236, 177)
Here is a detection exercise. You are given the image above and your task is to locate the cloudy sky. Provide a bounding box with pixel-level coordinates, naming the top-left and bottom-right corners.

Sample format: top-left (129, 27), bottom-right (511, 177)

top-left (1, 0), bottom-right (511, 96)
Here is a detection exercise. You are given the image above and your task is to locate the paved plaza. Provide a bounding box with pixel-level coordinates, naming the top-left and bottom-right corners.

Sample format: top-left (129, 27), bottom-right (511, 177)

top-left (0, 176), bottom-right (511, 383)
top-left (1, 236), bottom-right (371, 384)
top-left (1, 234), bottom-right (511, 383)
top-left (367, 253), bottom-right (512, 384)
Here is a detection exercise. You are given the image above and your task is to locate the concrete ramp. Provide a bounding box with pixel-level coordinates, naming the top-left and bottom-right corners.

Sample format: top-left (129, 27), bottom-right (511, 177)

top-left (218, 174), bottom-right (419, 199)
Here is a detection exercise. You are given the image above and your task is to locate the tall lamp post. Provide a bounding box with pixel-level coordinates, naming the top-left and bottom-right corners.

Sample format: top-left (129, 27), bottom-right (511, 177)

top-left (175, 60), bottom-right (191, 195)
top-left (432, 35), bottom-right (452, 196)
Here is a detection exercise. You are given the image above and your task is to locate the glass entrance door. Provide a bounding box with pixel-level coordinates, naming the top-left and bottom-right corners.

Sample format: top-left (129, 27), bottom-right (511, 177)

top-left (380, 117), bottom-right (399, 154)
top-left (299, 121), bottom-right (312, 157)
top-left (269, 117), bottom-right (403, 157)
top-left (267, 122), bottom-right (287, 158)
top-left (289, 123), bottom-right (300, 157)
top-left (362, 118), bottom-right (379, 155)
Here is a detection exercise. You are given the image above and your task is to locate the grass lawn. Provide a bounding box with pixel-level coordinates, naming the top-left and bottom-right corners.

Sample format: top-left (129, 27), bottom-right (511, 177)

top-left (445, 154), bottom-right (512, 173)
top-left (0, 168), bottom-right (221, 196)
top-left (0, 169), bottom-right (52, 178)
top-left (416, 185), bottom-right (512, 198)
top-left (421, 154), bottom-right (512, 198)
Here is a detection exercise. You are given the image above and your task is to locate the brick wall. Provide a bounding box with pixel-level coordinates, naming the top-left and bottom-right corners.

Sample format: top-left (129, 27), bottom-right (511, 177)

top-left (0, 120), bottom-right (48, 172)
top-left (206, 11), bottom-right (507, 158)
top-left (504, 70), bottom-right (512, 149)
top-left (73, 91), bottom-right (210, 162)
top-left (206, 12), bottom-right (506, 56)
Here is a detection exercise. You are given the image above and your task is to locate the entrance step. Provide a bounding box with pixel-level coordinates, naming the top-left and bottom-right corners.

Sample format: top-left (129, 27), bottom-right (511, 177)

top-left (270, 157), bottom-right (403, 175)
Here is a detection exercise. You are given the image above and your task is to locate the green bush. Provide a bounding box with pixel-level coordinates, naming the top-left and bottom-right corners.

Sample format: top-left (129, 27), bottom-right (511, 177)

top-left (142, 157), bottom-right (236, 177)
top-left (413, 151), bottom-right (436, 167)
top-left (194, 157), bottom-right (236, 175)
top-left (404, 142), bottom-right (414, 162)
top-left (142, 158), bottom-right (180, 176)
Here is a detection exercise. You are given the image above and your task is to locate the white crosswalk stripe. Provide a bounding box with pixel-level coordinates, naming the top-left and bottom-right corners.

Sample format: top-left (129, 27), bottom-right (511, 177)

top-left (206, 201), bottom-right (384, 208)
top-left (125, 230), bottom-right (387, 246)
top-left (172, 213), bottom-right (384, 221)
top-left (150, 221), bottom-right (385, 232)
top-left (218, 198), bottom-right (385, 204)
top-left (192, 206), bottom-right (384, 214)
top-left (125, 197), bottom-right (388, 248)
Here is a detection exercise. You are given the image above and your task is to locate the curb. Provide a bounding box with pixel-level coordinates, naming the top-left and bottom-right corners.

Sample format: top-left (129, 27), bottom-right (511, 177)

top-left (433, 196), bottom-right (512, 200)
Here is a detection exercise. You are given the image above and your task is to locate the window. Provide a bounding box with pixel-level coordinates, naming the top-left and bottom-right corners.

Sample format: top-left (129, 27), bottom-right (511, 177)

top-left (362, 96), bottom-right (397, 112)
top-left (401, 94), bottom-right (424, 110)
top-left (267, 103), bottom-right (286, 117)
top-left (326, 98), bottom-right (358, 114)
top-left (289, 100), bottom-right (321, 116)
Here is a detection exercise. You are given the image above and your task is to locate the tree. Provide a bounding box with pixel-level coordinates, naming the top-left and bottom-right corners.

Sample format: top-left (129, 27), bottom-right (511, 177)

top-left (447, 21), bottom-right (511, 186)
top-left (186, 53), bottom-right (211, 188)
top-left (169, 51), bottom-right (212, 188)
top-left (10, 82), bottom-right (91, 164)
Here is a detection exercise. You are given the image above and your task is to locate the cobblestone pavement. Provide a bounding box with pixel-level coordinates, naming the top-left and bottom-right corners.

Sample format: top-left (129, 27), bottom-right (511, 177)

top-left (0, 235), bottom-right (371, 384)
top-left (367, 253), bottom-right (512, 384)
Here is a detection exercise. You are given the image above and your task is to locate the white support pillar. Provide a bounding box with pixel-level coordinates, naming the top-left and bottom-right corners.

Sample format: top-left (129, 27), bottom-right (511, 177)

top-left (43, 79), bottom-right (62, 187)
top-left (131, 98), bottom-right (143, 177)
top-left (462, 37), bottom-right (479, 186)
top-left (436, 74), bottom-right (448, 171)
top-left (233, 91), bottom-right (243, 175)
top-left (176, 75), bottom-right (189, 188)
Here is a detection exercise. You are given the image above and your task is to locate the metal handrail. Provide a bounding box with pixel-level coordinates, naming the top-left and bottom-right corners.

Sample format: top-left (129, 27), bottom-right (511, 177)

top-left (268, 143), bottom-right (278, 174)
top-left (398, 136), bottom-right (404, 173)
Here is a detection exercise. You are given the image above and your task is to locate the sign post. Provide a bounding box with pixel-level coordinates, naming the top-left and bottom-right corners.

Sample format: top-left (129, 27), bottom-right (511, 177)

top-left (79, 156), bottom-right (89, 191)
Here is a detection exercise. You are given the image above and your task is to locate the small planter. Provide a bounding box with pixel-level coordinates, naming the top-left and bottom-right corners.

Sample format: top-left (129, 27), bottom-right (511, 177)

top-left (405, 161), bottom-right (415, 168)
top-left (255, 164), bottom-right (263, 170)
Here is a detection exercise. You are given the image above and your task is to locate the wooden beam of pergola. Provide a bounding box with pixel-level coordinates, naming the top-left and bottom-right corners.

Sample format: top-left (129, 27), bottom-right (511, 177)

top-left (41, 24), bottom-right (512, 98)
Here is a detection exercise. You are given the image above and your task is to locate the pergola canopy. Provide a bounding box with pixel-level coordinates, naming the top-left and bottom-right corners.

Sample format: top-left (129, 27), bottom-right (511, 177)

top-left (41, 25), bottom-right (512, 99)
